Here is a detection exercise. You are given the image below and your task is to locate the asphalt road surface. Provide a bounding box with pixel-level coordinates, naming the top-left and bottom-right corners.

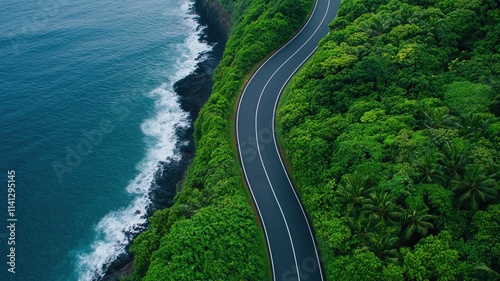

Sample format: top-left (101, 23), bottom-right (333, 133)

top-left (236, 0), bottom-right (340, 280)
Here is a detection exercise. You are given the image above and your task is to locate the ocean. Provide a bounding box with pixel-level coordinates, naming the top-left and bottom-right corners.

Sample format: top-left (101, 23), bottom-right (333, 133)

top-left (0, 0), bottom-right (212, 280)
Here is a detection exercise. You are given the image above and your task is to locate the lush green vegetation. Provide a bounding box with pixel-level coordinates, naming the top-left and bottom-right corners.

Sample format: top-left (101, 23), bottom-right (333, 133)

top-left (126, 0), bottom-right (313, 280)
top-left (278, 0), bottom-right (500, 280)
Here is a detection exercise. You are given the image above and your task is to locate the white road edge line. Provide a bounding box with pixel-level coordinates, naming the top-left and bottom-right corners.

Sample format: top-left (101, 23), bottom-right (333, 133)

top-left (272, 44), bottom-right (323, 280)
top-left (271, 2), bottom-right (333, 279)
top-left (254, 0), bottom-right (331, 280)
top-left (236, 0), bottom-right (323, 280)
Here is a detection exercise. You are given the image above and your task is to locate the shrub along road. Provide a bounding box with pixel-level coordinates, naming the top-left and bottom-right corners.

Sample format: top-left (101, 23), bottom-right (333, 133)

top-left (236, 0), bottom-right (340, 280)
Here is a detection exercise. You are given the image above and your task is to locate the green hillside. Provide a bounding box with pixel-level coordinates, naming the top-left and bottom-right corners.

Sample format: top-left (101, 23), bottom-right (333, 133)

top-left (277, 0), bottom-right (500, 280)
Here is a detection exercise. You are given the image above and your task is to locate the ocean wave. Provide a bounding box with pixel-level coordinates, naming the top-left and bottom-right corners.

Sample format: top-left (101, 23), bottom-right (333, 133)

top-left (76, 1), bottom-right (212, 280)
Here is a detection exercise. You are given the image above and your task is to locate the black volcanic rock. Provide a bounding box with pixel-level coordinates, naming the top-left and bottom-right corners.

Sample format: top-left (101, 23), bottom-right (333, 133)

top-left (100, 0), bottom-right (228, 280)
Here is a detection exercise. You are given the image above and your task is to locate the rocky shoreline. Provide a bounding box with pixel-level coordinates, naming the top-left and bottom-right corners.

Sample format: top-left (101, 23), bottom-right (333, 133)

top-left (100, 0), bottom-right (229, 280)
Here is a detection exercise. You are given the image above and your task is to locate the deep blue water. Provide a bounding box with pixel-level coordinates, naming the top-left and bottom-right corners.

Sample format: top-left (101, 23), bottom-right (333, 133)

top-left (0, 0), bottom-right (210, 280)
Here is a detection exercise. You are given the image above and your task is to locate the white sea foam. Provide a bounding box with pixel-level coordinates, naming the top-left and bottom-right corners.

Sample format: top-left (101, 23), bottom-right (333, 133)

top-left (76, 1), bottom-right (212, 280)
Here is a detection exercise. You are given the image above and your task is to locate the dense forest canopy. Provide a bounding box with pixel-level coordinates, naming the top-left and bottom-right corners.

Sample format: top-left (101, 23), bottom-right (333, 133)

top-left (277, 0), bottom-right (500, 280)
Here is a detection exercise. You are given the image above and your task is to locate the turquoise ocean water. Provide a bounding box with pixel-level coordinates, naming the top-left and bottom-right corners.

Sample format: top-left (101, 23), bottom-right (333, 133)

top-left (0, 0), bottom-right (210, 279)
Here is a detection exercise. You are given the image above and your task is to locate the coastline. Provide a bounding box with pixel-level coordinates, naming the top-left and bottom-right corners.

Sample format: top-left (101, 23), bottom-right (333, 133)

top-left (149, 0), bottom-right (228, 214)
top-left (115, 0), bottom-right (317, 279)
top-left (100, 1), bottom-right (229, 280)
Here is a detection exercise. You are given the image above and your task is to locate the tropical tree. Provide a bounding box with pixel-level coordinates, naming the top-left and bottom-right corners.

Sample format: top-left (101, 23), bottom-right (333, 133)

top-left (439, 139), bottom-right (471, 182)
top-left (336, 171), bottom-right (373, 217)
top-left (422, 17), bottom-right (446, 43)
top-left (402, 204), bottom-right (434, 242)
top-left (472, 204), bottom-right (500, 278)
top-left (363, 191), bottom-right (405, 227)
top-left (327, 250), bottom-right (384, 281)
top-left (462, 113), bottom-right (495, 140)
top-left (475, 264), bottom-right (500, 280)
top-left (394, 5), bottom-right (419, 25)
top-left (452, 164), bottom-right (498, 210)
top-left (347, 214), bottom-right (382, 242)
top-left (422, 107), bottom-right (461, 130)
top-left (412, 150), bottom-right (444, 184)
top-left (402, 231), bottom-right (461, 281)
top-left (362, 232), bottom-right (401, 264)
top-left (360, 13), bottom-right (393, 37)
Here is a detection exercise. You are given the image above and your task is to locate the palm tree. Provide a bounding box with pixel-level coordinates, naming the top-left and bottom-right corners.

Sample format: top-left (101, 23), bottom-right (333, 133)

top-left (347, 214), bottom-right (382, 239)
top-left (452, 164), bottom-right (498, 210)
top-left (475, 263), bottom-right (500, 280)
top-left (363, 191), bottom-right (405, 227)
top-left (422, 107), bottom-right (461, 130)
top-left (423, 17), bottom-right (445, 42)
top-left (394, 5), bottom-right (419, 25)
top-left (335, 171), bottom-right (372, 217)
top-left (402, 205), bottom-right (434, 241)
top-left (462, 113), bottom-right (494, 140)
top-left (439, 140), bottom-right (470, 182)
top-left (360, 14), bottom-right (392, 37)
top-left (362, 232), bottom-right (401, 264)
top-left (412, 150), bottom-right (444, 184)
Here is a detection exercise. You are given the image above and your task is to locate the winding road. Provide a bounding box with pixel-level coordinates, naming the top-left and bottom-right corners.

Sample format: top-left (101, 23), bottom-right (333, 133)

top-left (236, 0), bottom-right (340, 280)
